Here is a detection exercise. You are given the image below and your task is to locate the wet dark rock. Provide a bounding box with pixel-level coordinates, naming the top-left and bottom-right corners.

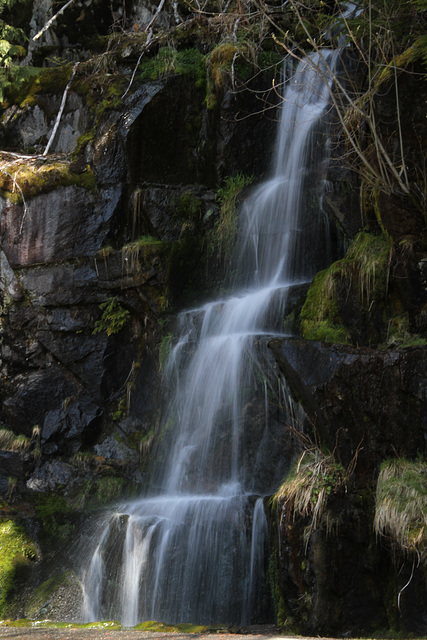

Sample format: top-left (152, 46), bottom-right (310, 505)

top-left (41, 396), bottom-right (103, 454)
top-left (26, 460), bottom-right (76, 492)
top-left (2, 366), bottom-right (79, 438)
top-left (0, 250), bottom-right (24, 302)
top-left (0, 186), bottom-right (109, 267)
top-left (0, 451), bottom-right (24, 496)
top-left (269, 337), bottom-right (427, 635)
top-left (269, 337), bottom-right (427, 468)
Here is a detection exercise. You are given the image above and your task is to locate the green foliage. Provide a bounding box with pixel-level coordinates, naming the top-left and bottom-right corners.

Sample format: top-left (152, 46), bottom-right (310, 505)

top-left (214, 173), bottom-right (253, 259)
top-left (374, 458), bottom-right (427, 561)
top-left (94, 476), bottom-right (125, 505)
top-left (0, 519), bottom-right (37, 616)
top-left (139, 47), bottom-right (205, 85)
top-left (0, 63), bottom-right (74, 108)
top-left (175, 191), bottom-right (202, 222)
top-left (93, 296), bottom-right (130, 337)
top-left (34, 494), bottom-right (75, 543)
top-left (0, 0), bottom-right (28, 67)
top-left (300, 232), bottom-right (392, 345)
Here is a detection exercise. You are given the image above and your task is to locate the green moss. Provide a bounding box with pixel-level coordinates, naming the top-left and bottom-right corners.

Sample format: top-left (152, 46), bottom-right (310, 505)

top-left (300, 267), bottom-right (351, 344)
top-left (2, 620), bottom-right (122, 629)
top-left (0, 63), bottom-right (72, 109)
top-left (0, 157), bottom-right (96, 203)
top-left (0, 519), bottom-right (37, 617)
top-left (159, 333), bottom-right (173, 371)
top-left (267, 550), bottom-right (289, 627)
top-left (175, 191), bottom-right (202, 222)
top-left (34, 494), bottom-right (75, 543)
top-left (301, 232), bottom-right (393, 345)
top-left (138, 47), bottom-right (205, 85)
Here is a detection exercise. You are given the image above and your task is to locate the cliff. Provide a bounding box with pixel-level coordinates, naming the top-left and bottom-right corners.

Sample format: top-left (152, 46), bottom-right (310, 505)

top-left (0, 0), bottom-right (426, 634)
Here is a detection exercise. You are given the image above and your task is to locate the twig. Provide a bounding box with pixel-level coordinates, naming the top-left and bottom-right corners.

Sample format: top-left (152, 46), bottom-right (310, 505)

top-left (43, 62), bottom-right (79, 156)
top-left (397, 552), bottom-right (420, 613)
top-left (121, 0), bottom-right (171, 99)
top-left (0, 169), bottom-right (29, 235)
top-left (33, 0), bottom-right (78, 41)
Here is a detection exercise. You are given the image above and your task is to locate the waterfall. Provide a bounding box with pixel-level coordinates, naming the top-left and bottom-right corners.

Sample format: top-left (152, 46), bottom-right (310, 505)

top-left (81, 49), bottom-right (340, 627)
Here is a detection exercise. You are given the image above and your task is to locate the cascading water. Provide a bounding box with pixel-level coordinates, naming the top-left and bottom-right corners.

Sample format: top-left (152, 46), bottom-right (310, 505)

top-left (81, 49), bottom-right (340, 627)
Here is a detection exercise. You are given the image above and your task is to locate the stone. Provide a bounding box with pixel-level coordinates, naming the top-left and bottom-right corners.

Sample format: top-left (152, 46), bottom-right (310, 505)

top-left (26, 460), bottom-right (75, 492)
top-left (0, 250), bottom-right (24, 301)
top-left (269, 337), bottom-right (427, 468)
top-left (0, 451), bottom-right (24, 496)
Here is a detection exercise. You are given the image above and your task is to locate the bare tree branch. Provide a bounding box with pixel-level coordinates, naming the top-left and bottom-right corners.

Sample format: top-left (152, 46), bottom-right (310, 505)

top-left (33, 0), bottom-right (79, 41)
top-left (43, 62), bottom-right (79, 156)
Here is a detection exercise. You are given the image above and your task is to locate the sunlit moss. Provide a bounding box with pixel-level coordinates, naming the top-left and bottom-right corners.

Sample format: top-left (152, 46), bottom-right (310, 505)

top-left (0, 520), bottom-right (37, 617)
top-left (0, 156), bottom-right (96, 203)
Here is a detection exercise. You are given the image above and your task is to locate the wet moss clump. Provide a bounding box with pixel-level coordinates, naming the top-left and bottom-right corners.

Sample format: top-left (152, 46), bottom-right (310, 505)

top-left (300, 231), bottom-right (393, 346)
top-left (0, 156), bottom-right (96, 202)
top-left (0, 519), bottom-right (38, 617)
top-left (0, 63), bottom-right (74, 110)
top-left (139, 47), bottom-right (206, 87)
top-left (33, 493), bottom-right (76, 544)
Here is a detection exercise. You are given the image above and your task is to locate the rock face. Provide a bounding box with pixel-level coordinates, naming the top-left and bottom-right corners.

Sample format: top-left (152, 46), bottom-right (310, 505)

top-left (269, 338), bottom-right (427, 468)
top-left (268, 337), bottom-right (427, 635)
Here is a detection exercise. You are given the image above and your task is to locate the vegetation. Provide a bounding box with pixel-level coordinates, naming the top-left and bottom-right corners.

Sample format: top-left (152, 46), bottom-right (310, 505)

top-left (300, 232), bottom-right (394, 345)
top-left (0, 519), bottom-right (37, 617)
top-left (214, 173), bottom-right (253, 259)
top-left (374, 458), bottom-right (427, 561)
top-left (34, 493), bottom-right (75, 543)
top-left (92, 296), bottom-right (131, 337)
top-left (0, 154), bottom-right (96, 203)
top-left (273, 445), bottom-right (352, 545)
top-left (0, 429), bottom-right (30, 452)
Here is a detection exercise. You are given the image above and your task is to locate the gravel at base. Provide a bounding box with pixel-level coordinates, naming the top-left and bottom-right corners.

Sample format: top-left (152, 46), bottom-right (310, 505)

top-left (0, 630), bottom-right (325, 640)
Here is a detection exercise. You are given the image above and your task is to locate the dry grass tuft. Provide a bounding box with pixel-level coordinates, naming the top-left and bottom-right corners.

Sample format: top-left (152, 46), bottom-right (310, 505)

top-left (374, 458), bottom-right (427, 561)
top-left (0, 428), bottom-right (30, 452)
top-left (274, 446), bottom-right (351, 545)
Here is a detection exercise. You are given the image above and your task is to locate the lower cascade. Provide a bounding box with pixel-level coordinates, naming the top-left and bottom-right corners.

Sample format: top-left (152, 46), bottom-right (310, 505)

top-left (80, 49), bottom-right (340, 626)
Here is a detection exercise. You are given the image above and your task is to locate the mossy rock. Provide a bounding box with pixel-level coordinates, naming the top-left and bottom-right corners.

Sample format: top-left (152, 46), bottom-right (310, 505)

top-left (0, 519), bottom-right (38, 618)
top-left (0, 156), bottom-right (96, 203)
top-left (0, 64), bottom-right (72, 109)
top-left (25, 571), bottom-right (83, 621)
top-left (300, 231), bottom-right (393, 346)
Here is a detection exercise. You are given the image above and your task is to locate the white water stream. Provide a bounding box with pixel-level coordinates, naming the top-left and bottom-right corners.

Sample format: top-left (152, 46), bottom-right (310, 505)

top-left (81, 50), bottom-right (339, 627)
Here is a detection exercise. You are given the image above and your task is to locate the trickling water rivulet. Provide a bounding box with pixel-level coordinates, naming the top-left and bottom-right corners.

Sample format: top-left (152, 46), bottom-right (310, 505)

top-left (81, 50), bottom-right (340, 627)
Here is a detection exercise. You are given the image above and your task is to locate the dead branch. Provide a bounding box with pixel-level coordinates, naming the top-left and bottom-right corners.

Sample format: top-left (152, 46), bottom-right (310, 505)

top-left (33, 0), bottom-right (78, 41)
top-left (43, 62), bottom-right (79, 157)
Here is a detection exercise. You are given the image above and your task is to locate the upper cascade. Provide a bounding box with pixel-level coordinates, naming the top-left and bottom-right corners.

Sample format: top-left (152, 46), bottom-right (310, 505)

top-left (80, 48), bottom-right (341, 627)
